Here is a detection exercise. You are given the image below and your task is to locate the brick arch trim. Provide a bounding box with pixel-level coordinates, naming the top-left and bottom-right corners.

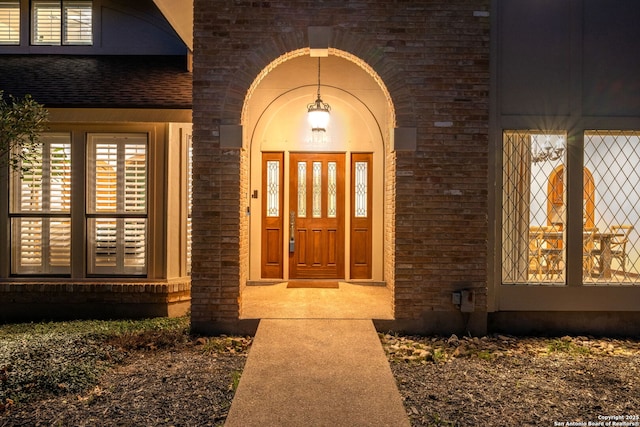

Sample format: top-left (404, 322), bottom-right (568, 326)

top-left (224, 31), bottom-right (416, 129)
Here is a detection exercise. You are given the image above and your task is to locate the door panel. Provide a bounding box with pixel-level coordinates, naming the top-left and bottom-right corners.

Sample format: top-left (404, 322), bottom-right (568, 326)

top-left (265, 229), bottom-right (280, 264)
top-left (350, 153), bottom-right (373, 279)
top-left (289, 153), bottom-right (345, 279)
top-left (261, 153), bottom-right (284, 278)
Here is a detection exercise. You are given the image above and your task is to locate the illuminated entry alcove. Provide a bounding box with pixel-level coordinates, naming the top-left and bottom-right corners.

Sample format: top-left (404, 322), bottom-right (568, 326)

top-left (243, 49), bottom-right (394, 283)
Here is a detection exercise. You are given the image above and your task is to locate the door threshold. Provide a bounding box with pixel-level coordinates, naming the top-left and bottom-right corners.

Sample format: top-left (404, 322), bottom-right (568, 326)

top-left (246, 280), bottom-right (285, 287)
top-left (246, 280), bottom-right (386, 287)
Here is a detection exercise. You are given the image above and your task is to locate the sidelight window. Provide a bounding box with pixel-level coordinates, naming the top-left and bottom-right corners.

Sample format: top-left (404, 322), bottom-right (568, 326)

top-left (266, 160), bottom-right (280, 217)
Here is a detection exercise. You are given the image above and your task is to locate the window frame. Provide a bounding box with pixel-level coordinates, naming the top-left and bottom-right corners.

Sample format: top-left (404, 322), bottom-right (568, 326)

top-left (31, 0), bottom-right (92, 46)
top-left (86, 133), bottom-right (148, 276)
top-left (9, 133), bottom-right (72, 275)
top-left (501, 129), bottom-right (640, 287)
top-left (0, 0), bottom-right (20, 45)
top-left (186, 135), bottom-right (192, 276)
top-left (501, 130), bottom-right (568, 285)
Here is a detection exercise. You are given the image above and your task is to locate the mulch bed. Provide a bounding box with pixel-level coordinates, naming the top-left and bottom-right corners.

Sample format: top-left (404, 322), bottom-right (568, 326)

top-left (0, 344), bottom-right (247, 427)
top-left (1, 334), bottom-right (639, 427)
top-left (384, 334), bottom-right (640, 426)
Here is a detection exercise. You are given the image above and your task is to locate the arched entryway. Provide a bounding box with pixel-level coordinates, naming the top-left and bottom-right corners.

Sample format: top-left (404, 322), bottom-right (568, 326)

top-left (239, 48), bottom-right (396, 317)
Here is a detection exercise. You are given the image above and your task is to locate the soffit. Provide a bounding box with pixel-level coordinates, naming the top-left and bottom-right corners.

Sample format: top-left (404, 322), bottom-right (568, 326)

top-left (153, 0), bottom-right (194, 51)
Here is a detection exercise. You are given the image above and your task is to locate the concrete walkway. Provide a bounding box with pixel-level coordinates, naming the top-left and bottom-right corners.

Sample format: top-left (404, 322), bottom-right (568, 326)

top-left (225, 319), bottom-right (410, 427)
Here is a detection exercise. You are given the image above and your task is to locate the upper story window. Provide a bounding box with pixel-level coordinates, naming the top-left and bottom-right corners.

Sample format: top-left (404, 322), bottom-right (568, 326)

top-left (32, 1), bottom-right (92, 46)
top-left (0, 1), bottom-right (20, 45)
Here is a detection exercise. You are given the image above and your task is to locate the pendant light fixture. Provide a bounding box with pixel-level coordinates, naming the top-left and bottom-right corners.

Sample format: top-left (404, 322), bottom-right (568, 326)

top-left (531, 135), bottom-right (565, 163)
top-left (307, 57), bottom-right (331, 133)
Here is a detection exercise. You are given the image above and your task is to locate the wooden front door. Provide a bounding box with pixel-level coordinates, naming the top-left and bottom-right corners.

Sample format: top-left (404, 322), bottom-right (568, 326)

top-left (289, 153), bottom-right (345, 279)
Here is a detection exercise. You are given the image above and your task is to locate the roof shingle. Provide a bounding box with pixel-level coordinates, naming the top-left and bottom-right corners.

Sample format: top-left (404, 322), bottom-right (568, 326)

top-left (0, 55), bottom-right (192, 109)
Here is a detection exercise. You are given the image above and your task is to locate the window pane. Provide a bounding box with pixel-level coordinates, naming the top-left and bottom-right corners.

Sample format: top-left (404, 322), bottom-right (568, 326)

top-left (9, 134), bottom-right (71, 276)
top-left (124, 144), bottom-right (146, 212)
top-left (49, 142), bottom-right (72, 211)
top-left (327, 161), bottom-right (337, 218)
top-left (90, 218), bottom-right (117, 269)
top-left (92, 143), bottom-right (118, 212)
top-left (13, 136), bottom-right (71, 213)
top-left (12, 218), bottom-right (42, 271)
top-left (32, 1), bottom-right (61, 45)
top-left (502, 131), bottom-right (566, 284)
top-left (312, 161), bottom-right (322, 218)
top-left (49, 218), bottom-right (71, 267)
top-left (17, 145), bottom-right (45, 212)
top-left (87, 134), bottom-right (147, 276)
top-left (63, 1), bottom-right (91, 45)
top-left (88, 218), bottom-right (147, 275)
top-left (0, 1), bottom-right (20, 45)
top-left (266, 160), bottom-right (280, 217)
top-left (354, 161), bottom-right (368, 218)
top-left (123, 219), bottom-right (146, 268)
top-left (11, 217), bottom-right (70, 274)
top-left (89, 135), bottom-right (147, 214)
top-left (584, 131), bottom-right (640, 284)
top-left (297, 162), bottom-right (306, 218)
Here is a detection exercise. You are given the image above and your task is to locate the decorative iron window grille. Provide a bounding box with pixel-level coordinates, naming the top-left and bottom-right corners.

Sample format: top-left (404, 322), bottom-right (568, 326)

top-left (502, 130), bottom-right (640, 286)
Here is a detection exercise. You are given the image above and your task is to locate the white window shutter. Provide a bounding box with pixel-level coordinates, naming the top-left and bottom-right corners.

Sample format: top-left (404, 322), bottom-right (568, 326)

top-left (88, 134), bottom-right (147, 275)
top-left (63, 1), bottom-right (92, 45)
top-left (32, 1), bottom-right (61, 45)
top-left (0, 1), bottom-right (20, 45)
top-left (10, 134), bottom-right (71, 274)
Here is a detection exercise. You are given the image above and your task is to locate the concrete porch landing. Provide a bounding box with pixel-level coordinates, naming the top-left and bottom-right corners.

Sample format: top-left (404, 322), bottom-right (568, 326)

top-left (240, 282), bottom-right (394, 320)
top-left (224, 319), bottom-right (410, 427)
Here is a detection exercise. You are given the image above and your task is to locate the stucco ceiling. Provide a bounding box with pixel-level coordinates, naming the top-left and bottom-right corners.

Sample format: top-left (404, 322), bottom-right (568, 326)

top-left (153, 0), bottom-right (193, 50)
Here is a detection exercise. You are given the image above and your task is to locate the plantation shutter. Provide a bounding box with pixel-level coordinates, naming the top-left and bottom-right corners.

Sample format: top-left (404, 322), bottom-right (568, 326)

top-left (10, 135), bottom-right (72, 274)
top-left (87, 134), bottom-right (147, 275)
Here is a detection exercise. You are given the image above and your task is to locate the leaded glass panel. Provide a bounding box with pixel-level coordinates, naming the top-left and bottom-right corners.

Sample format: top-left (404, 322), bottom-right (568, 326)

top-left (312, 161), bottom-right (322, 218)
top-left (327, 162), bottom-right (337, 218)
top-left (266, 160), bottom-right (280, 217)
top-left (355, 161), bottom-right (368, 218)
top-left (583, 131), bottom-right (640, 284)
top-left (502, 131), bottom-right (566, 284)
top-left (298, 162), bottom-right (306, 218)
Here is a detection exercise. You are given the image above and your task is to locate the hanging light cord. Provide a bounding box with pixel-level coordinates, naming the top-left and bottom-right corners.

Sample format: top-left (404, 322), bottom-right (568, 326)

top-left (316, 57), bottom-right (322, 100)
top-left (307, 57), bottom-right (330, 116)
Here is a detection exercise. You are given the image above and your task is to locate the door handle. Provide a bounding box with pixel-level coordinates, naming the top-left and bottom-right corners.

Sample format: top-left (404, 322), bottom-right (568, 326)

top-left (289, 211), bottom-right (295, 252)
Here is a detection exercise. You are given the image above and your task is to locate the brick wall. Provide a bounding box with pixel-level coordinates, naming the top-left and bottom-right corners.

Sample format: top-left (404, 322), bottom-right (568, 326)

top-left (0, 280), bottom-right (191, 321)
top-left (192, 0), bottom-right (490, 335)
